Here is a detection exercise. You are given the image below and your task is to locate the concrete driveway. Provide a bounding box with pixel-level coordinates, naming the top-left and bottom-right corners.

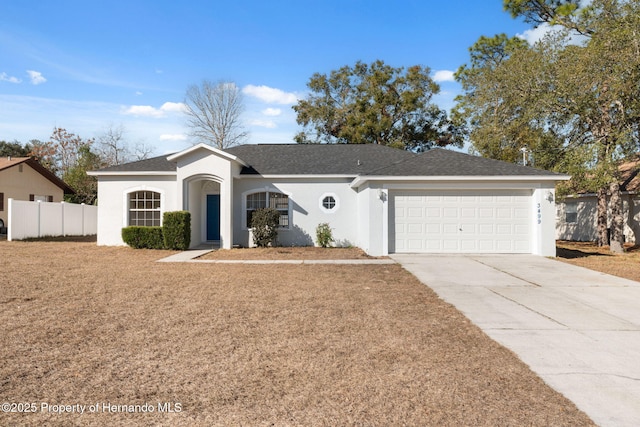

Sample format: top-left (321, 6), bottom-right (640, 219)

top-left (391, 254), bottom-right (640, 427)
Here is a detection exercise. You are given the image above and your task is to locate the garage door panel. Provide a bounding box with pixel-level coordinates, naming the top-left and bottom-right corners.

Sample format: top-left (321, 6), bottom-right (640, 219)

top-left (478, 224), bottom-right (494, 234)
top-left (443, 223), bottom-right (458, 234)
top-left (425, 224), bottom-right (440, 234)
top-left (461, 207), bottom-right (476, 218)
top-left (407, 207), bottom-right (423, 218)
top-left (426, 208), bottom-right (440, 217)
top-left (391, 190), bottom-right (531, 254)
top-left (407, 223), bottom-right (423, 234)
top-left (443, 207), bottom-right (458, 218)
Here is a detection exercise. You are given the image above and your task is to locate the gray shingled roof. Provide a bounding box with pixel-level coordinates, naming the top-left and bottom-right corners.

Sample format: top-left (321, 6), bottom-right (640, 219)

top-left (95, 153), bottom-right (177, 172)
top-left (91, 144), bottom-right (561, 177)
top-left (367, 148), bottom-right (562, 177)
top-left (226, 144), bottom-right (415, 175)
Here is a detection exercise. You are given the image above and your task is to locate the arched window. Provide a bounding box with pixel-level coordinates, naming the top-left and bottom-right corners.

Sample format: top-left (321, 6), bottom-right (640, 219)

top-left (246, 191), bottom-right (289, 228)
top-left (129, 191), bottom-right (161, 226)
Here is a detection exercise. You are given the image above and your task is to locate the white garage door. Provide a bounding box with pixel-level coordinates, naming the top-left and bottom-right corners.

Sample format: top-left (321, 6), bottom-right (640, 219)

top-left (391, 190), bottom-right (532, 253)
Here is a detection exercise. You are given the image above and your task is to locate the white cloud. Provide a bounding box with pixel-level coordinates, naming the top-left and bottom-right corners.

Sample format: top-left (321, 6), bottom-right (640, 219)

top-left (517, 23), bottom-right (554, 45)
top-left (243, 85), bottom-right (298, 104)
top-left (121, 101), bottom-right (186, 117)
top-left (433, 70), bottom-right (455, 83)
top-left (26, 70), bottom-right (46, 85)
top-left (249, 119), bottom-right (277, 129)
top-left (160, 101), bottom-right (187, 113)
top-left (0, 72), bottom-right (22, 84)
top-left (159, 134), bottom-right (187, 141)
top-left (122, 105), bottom-right (165, 117)
top-left (262, 108), bottom-right (282, 116)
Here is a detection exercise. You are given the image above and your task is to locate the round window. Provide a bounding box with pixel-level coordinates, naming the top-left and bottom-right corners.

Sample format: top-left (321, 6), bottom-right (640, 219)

top-left (322, 196), bottom-right (336, 210)
top-left (320, 194), bottom-right (339, 213)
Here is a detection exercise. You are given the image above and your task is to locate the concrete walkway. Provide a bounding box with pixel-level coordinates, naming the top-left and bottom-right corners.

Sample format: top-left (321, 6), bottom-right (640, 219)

top-left (391, 254), bottom-right (640, 427)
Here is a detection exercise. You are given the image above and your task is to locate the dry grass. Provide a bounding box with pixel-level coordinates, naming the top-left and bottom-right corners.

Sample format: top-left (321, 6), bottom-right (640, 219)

top-left (557, 240), bottom-right (640, 282)
top-left (198, 246), bottom-right (380, 260)
top-left (0, 241), bottom-right (593, 426)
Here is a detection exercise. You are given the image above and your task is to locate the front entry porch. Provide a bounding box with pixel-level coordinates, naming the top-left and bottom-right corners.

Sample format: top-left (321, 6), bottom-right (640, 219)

top-left (184, 176), bottom-right (231, 249)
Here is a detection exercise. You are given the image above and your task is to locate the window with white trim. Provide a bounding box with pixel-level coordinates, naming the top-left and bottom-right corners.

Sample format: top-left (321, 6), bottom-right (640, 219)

top-left (319, 193), bottom-right (339, 213)
top-left (129, 191), bottom-right (161, 226)
top-left (323, 196), bottom-right (336, 210)
top-left (246, 191), bottom-right (289, 228)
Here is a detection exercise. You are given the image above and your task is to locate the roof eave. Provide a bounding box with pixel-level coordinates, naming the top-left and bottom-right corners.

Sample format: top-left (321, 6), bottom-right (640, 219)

top-left (350, 174), bottom-right (571, 188)
top-left (238, 174), bottom-right (357, 179)
top-left (166, 143), bottom-right (248, 166)
top-left (87, 171), bottom-right (177, 177)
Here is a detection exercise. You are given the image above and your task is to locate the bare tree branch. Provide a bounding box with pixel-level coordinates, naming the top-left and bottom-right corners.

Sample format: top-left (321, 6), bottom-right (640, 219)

top-left (184, 80), bottom-right (248, 149)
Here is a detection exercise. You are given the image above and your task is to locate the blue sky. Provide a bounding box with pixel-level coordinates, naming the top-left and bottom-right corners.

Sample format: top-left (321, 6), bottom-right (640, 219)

top-left (0, 1), bottom-right (535, 156)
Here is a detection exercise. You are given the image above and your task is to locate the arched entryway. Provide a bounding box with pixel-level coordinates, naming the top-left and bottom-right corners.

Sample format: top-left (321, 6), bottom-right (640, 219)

top-left (184, 175), bottom-right (223, 247)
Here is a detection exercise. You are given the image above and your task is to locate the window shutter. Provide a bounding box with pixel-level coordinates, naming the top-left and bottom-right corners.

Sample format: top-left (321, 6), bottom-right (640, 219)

top-left (29, 194), bottom-right (34, 201)
top-left (48, 195), bottom-right (53, 202)
top-left (0, 193), bottom-right (4, 211)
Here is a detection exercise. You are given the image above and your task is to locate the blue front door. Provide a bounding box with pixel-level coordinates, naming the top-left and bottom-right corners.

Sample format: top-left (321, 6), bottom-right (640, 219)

top-left (206, 194), bottom-right (220, 241)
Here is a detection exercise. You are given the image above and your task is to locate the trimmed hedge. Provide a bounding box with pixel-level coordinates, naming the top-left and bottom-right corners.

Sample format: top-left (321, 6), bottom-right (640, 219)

top-left (163, 211), bottom-right (191, 250)
top-left (122, 226), bottom-right (165, 249)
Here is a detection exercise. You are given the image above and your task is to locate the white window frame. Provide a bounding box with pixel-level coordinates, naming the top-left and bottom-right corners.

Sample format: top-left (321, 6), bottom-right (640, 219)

top-left (319, 192), bottom-right (339, 213)
top-left (123, 186), bottom-right (165, 227)
top-left (565, 202), bottom-right (577, 223)
top-left (242, 188), bottom-right (291, 230)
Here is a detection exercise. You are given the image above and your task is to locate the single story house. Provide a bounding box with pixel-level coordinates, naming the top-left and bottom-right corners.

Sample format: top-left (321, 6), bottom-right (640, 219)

top-left (88, 143), bottom-right (568, 256)
top-left (0, 156), bottom-right (75, 233)
top-left (556, 159), bottom-right (640, 243)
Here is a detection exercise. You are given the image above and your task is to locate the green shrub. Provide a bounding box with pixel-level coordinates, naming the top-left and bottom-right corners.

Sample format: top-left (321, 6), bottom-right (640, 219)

top-left (316, 223), bottom-right (334, 248)
top-left (163, 211), bottom-right (191, 250)
top-left (122, 226), bottom-right (165, 249)
top-left (251, 207), bottom-right (281, 247)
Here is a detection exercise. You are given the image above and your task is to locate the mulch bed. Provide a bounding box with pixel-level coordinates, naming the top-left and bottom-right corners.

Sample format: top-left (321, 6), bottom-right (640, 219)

top-left (0, 241), bottom-right (594, 426)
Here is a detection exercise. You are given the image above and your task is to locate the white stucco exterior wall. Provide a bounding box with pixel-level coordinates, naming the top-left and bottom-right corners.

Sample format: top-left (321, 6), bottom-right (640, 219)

top-left (94, 175), bottom-right (177, 246)
top-left (232, 178), bottom-right (359, 248)
top-left (172, 147), bottom-right (240, 249)
top-left (355, 184), bottom-right (387, 256)
top-left (532, 186), bottom-right (558, 257)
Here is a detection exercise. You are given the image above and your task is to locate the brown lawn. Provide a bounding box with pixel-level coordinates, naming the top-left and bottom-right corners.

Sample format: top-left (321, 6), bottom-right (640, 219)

top-left (198, 246), bottom-right (381, 260)
top-left (0, 241), bottom-right (593, 426)
top-left (557, 240), bottom-right (640, 282)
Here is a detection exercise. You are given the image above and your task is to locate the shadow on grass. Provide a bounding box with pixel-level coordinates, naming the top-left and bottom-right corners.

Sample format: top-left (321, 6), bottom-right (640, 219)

top-left (556, 247), bottom-right (611, 259)
top-left (17, 235), bottom-right (97, 243)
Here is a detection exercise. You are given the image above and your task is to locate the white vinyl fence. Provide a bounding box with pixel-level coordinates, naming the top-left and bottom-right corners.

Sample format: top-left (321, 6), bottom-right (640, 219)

top-left (7, 199), bottom-right (97, 241)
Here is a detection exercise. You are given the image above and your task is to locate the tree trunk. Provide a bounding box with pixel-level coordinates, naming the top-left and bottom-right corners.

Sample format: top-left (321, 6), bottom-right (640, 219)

top-left (596, 187), bottom-right (609, 246)
top-left (609, 182), bottom-right (624, 253)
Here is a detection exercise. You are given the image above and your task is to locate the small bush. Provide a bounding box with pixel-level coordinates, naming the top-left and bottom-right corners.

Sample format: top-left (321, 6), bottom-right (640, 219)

top-left (163, 211), bottom-right (191, 250)
top-left (122, 226), bottom-right (165, 249)
top-left (251, 208), bottom-right (281, 247)
top-left (316, 223), bottom-right (334, 248)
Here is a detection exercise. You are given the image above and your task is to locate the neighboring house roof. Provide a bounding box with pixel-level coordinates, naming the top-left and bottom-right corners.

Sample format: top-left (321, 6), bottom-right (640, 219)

top-left (0, 156), bottom-right (75, 194)
top-left (92, 154), bottom-right (177, 173)
top-left (561, 157), bottom-right (640, 198)
top-left (89, 144), bottom-right (566, 179)
top-left (619, 158), bottom-right (640, 192)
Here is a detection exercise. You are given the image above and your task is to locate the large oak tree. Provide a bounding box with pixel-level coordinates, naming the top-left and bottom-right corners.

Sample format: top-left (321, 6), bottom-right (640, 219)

top-left (455, 0), bottom-right (640, 251)
top-left (293, 60), bottom-right (463, 151)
